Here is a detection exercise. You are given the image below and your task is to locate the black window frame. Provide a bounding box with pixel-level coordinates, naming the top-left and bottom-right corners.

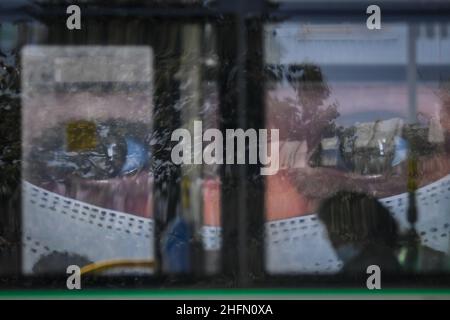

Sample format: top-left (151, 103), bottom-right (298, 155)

top-left (1, 0), bottom-right (450, 290)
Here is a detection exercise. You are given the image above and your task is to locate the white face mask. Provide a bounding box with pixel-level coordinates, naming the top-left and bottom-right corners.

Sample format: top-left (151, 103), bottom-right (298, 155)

top-left (335, 243), bottom-right (361, 263)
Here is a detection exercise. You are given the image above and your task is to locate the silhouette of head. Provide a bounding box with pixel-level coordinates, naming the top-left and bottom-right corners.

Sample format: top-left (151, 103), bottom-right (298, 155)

top-left (318, 191), bottom-right (398, 252)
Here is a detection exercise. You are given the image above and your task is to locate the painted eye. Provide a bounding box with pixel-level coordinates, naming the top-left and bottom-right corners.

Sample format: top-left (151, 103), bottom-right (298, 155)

top-left (27, 119), bottom-right (150, 183)
top-left (120, 137), bottom-right (149, 176)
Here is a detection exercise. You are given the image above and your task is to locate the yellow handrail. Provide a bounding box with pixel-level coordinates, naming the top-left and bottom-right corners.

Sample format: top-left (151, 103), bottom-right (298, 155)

top-left (80, 259), bottom-right (156, 276)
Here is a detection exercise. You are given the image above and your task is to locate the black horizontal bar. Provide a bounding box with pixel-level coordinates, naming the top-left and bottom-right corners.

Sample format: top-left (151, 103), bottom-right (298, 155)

top-left (3, 272), bottom-right (450, 289)
top-left (2, 1), bottom-right (450, 22)
top-left (267, 1), bottom-right (450, 16)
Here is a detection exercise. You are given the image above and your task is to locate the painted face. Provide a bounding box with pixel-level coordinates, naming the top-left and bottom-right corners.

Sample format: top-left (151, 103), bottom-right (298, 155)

top-left (264, 77), bottom-right (450, 221)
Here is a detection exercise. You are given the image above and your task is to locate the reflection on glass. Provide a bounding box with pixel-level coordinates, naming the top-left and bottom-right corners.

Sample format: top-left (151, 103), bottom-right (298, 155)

top-left (264, 22), bottom-right (450, 274)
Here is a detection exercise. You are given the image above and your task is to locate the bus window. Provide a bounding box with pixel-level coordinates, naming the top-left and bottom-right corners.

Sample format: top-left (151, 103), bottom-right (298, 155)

top-left (264, 21), bottom-right (450, 274)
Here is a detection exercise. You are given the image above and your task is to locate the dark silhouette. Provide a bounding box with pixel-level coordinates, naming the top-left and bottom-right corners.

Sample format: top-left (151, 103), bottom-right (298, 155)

top-left (32, 252), bottom-right (92, 275)
top-left (318, 191), bottom-right (402, 276)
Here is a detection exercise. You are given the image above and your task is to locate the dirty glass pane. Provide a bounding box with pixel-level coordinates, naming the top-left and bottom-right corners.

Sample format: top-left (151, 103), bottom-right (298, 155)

top-left (264, 21), bottom-right (450, 274)
top-left (21, 46), bottom-right (154, 275)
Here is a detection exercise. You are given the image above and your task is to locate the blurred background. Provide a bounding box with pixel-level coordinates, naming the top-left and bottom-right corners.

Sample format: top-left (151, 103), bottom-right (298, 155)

top-left (0, 0), bottom-right (450, 290)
